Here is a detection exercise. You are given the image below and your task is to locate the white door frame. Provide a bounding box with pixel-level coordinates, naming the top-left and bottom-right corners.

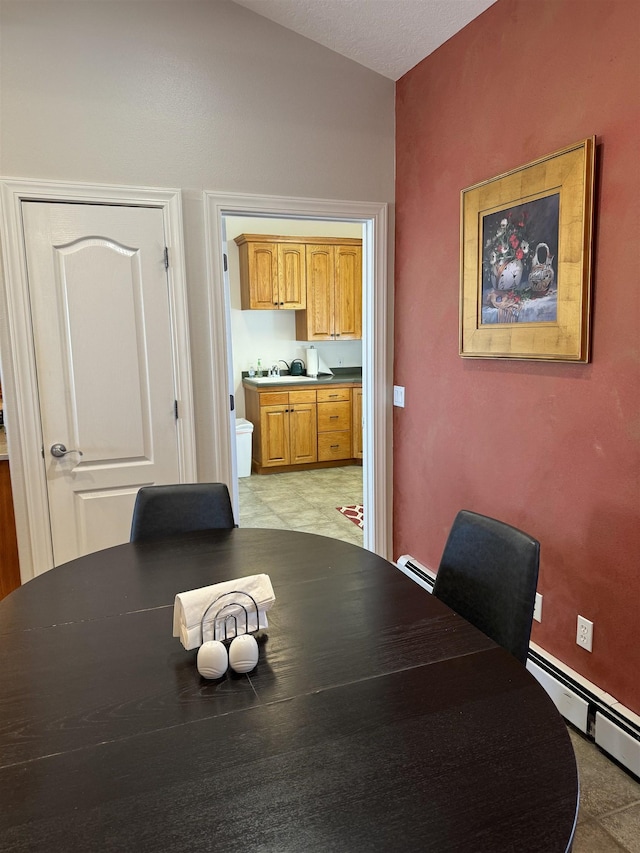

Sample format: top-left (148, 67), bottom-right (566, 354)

top-left (204, 191), bottom-right (391, 558)
top-left (0, 178), bottom-right (197, 582)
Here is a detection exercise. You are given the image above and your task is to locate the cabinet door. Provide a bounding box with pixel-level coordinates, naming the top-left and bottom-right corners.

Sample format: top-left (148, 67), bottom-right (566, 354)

top-left (334, 244), bottom-right (362, 339)
top-left (241, 242), bottom-right (278, 309)
top-left (352, 388), bottom-right (363, 459)
top-left (260, 405), bottom-right (290, 466)
top-left (289, 402), bottom-right (317, 464)
top-left (298, 245), bottom-right (334, 340)
top-left (278, 243), bottom-right (306, 309)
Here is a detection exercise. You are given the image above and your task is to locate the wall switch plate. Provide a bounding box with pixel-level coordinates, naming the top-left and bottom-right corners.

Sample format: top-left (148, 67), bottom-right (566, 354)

top-left (533, 592), bottom-right (543, 623)
top-left (577, 615), bottom-right (593, 652)
top-left (393, 385), bottom-right (405, 407)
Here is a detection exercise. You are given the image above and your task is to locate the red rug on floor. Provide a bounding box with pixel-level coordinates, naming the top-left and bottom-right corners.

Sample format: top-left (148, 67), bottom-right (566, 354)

top-left (337, 505), bottom-right (364, 529)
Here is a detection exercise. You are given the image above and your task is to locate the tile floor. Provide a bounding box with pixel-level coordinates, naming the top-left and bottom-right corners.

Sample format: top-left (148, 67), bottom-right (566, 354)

top-left (237, 464), bottom-right (363, 547)
top-left (238, 467), bottom-right (640, 851)
top-left (569, 727), bottom-right (640, 852)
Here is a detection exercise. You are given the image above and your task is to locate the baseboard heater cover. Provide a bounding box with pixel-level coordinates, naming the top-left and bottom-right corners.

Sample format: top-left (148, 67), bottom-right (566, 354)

top-left (396, 554), bottom-right (436, 592)
top-left (395, 554), bottom-right (640, 779)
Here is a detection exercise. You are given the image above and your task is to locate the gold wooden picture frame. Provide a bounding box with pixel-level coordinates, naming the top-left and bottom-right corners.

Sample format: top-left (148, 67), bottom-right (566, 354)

top-left (460, 137), bottom-right (595, 361)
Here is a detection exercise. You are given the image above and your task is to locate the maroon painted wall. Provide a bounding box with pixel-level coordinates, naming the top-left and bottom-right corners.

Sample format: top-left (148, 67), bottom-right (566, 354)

top-left (394, 0), bottom-right (640, 713)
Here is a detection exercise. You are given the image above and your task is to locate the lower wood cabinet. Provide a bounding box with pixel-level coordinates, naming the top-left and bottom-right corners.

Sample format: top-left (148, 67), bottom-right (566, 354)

top-left (352, 387), bottom-right (363, 460)
top-left (0, 460), bottom-right (21, 601)
top-left (317, 387), bottom-right (352, 462)
top-left (246, 389), bottom-right (317, 470)
top-left (244, 383), bottom-right (361, 474)
top-left (260, 394), bottom-right (317, 467)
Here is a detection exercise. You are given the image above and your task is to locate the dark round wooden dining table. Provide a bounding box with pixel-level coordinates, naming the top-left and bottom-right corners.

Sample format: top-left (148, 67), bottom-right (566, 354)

top-left (0, 528), bottom-right (578, 852)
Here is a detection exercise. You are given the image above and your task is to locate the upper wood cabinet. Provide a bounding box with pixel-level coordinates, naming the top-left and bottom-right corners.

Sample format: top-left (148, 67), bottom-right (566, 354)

top-left (295, 240), bottom-right (362, 341)
top-left (234, 234), bottom-right (362, 338)
top-left (235, 235), bottom-right (306, 310)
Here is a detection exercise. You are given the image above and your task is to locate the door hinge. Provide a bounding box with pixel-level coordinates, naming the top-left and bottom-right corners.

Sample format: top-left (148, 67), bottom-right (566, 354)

top-left (174, 399), bottom-right (179, 419)
top-left (230, 394), bottom-right (235, 412)
top-left (223, 253), bottom-right (228, 273)
top-left (164, 247), bottom-right (169, 270)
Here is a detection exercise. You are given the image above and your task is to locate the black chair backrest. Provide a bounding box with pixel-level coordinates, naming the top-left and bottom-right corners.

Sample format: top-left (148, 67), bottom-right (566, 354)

top-left (130, 483), bottom-right (236, 542)
top-left (432, 510), bottom-right (540, 664)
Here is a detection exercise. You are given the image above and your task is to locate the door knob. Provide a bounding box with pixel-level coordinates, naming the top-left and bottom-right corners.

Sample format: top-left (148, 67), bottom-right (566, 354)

top-left (50, 443), bottom-right (83, 458)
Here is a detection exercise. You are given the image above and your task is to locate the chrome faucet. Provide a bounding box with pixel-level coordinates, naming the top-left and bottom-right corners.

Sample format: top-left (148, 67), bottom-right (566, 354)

top-left (269, 363), bottom-right (280, 377)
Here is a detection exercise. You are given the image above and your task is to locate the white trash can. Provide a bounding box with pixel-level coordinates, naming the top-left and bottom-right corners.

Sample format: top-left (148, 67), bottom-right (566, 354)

top-left (235, 418), bottom-right (254, 478)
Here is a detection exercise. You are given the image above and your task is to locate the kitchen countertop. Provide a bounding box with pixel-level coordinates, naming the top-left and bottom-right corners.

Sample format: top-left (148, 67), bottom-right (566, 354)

top-left (242, 368), bottom-right (362, 389)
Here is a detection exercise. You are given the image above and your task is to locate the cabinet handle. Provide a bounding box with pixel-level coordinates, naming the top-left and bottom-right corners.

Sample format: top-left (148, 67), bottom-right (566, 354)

top-left (329, 394), bottom-right (339, 398)
top-left (280, 301), bottom-right (284, 305)
top-left (335, 333), bottom-right (341, 337)
top-left (331, 444), bottom-right (339, 449)
top-left (330, 415), bottom-right (338, 419)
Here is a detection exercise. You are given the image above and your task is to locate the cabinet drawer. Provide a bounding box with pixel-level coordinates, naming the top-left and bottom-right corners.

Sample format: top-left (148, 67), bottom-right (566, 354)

top-left (318, 431), bottom-right (352, 461)
top-left (317, 387), bottom-right (351, 403)
top-left (259, 391), bottom-right (289, 406)
top-left (317, 401), bottom-right (350, 432)
top-left (289, 390), bottom-right (317, 404)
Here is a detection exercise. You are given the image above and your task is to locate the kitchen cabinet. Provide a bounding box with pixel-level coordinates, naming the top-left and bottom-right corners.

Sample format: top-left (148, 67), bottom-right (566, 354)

top-left (244, 382), bottom-right (361, 474)
top-left (246, 389), bottom-right (317, 470)
top-left (295, 242), bottom-right (362, 341)
top-left (233, 233), bottom-right (361, 338)
top-left (235, 235), bottom-right (306, 310)
top-left (317, 387), bottom-right (352, 462)
top-left (0, 460), bottom-right (21, 601)
top-left (352, 387), bottom-right (363, 460)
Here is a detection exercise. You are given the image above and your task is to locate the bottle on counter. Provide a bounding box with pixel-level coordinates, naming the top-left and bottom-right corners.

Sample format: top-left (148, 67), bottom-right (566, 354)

top-left (256, 359), bottom-right (263, 377)
top-left (248, 364), bottom-right (255, 377)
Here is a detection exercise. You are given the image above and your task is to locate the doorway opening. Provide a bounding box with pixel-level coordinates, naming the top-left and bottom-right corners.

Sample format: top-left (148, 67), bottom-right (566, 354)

top-left (224, 215), bottom-right (364, 547)
top-left (204, 192), bottom-right (390, 558)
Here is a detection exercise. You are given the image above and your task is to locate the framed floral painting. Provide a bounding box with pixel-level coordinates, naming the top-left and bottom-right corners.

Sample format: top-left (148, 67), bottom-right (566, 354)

top-left (460, 138), bottom-right (595, 361)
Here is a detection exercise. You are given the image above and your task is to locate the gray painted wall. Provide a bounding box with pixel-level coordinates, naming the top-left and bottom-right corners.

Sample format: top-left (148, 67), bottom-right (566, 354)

top-left (0, 0), bottom-right (395, 476)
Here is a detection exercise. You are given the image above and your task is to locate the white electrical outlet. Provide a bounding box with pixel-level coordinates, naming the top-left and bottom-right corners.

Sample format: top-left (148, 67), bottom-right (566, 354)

top-left (576, 615), bottom-right (593, 652)
top-left (533, 593), bottom-right (543, 623)
top-left (393, 385), bottom-right (405, 407)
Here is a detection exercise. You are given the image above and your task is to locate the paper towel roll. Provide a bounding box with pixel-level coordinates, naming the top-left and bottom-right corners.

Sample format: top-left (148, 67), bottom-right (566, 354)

top-left (307, 347), bottom-right (319, 378)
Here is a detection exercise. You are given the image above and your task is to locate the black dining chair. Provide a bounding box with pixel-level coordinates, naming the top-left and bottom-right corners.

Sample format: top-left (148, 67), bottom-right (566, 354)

top-left (130, 483), bottom-right (236, 542)
top-left (432, 510), bottom-right (540, 664)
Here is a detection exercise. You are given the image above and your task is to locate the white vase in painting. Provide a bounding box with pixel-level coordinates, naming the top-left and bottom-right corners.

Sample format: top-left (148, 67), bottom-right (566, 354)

top-left (492, 258), bottom-right (524, 291)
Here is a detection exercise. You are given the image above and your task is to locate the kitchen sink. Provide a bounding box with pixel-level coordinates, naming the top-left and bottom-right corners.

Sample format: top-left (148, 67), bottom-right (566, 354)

top-left (248, 375), bottom-right (316, 383)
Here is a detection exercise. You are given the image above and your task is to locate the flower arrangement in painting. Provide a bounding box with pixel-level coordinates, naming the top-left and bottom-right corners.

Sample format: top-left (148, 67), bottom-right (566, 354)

top-left (483, 210), bottom-right (531, 292)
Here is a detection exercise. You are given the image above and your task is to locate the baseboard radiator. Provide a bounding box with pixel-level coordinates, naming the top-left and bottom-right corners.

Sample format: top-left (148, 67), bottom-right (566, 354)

top-left (396, 554), bottom-right (640, 779)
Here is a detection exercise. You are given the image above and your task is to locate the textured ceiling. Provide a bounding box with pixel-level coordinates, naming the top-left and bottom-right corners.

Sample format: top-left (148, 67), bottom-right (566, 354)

top-left (231, 0), bottom-right (496, 80)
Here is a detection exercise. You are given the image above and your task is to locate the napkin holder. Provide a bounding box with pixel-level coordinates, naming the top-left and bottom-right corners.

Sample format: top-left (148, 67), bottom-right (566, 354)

top-left (173, 573), bottom-right (274, 650)
top-left (202, 590), bottom-right (260, 643)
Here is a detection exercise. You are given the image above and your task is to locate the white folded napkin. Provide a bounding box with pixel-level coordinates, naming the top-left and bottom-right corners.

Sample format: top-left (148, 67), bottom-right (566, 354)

top-left (173, 574), bottom-right (275, 650)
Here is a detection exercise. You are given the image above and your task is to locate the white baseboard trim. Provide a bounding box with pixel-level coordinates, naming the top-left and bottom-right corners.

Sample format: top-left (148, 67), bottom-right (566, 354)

top-left (395, 554), bottom-right (640, 779)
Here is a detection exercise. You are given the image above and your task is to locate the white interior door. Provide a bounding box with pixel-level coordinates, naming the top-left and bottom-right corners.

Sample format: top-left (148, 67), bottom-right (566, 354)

top-left (22, 201), bottom-right (181, 566)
